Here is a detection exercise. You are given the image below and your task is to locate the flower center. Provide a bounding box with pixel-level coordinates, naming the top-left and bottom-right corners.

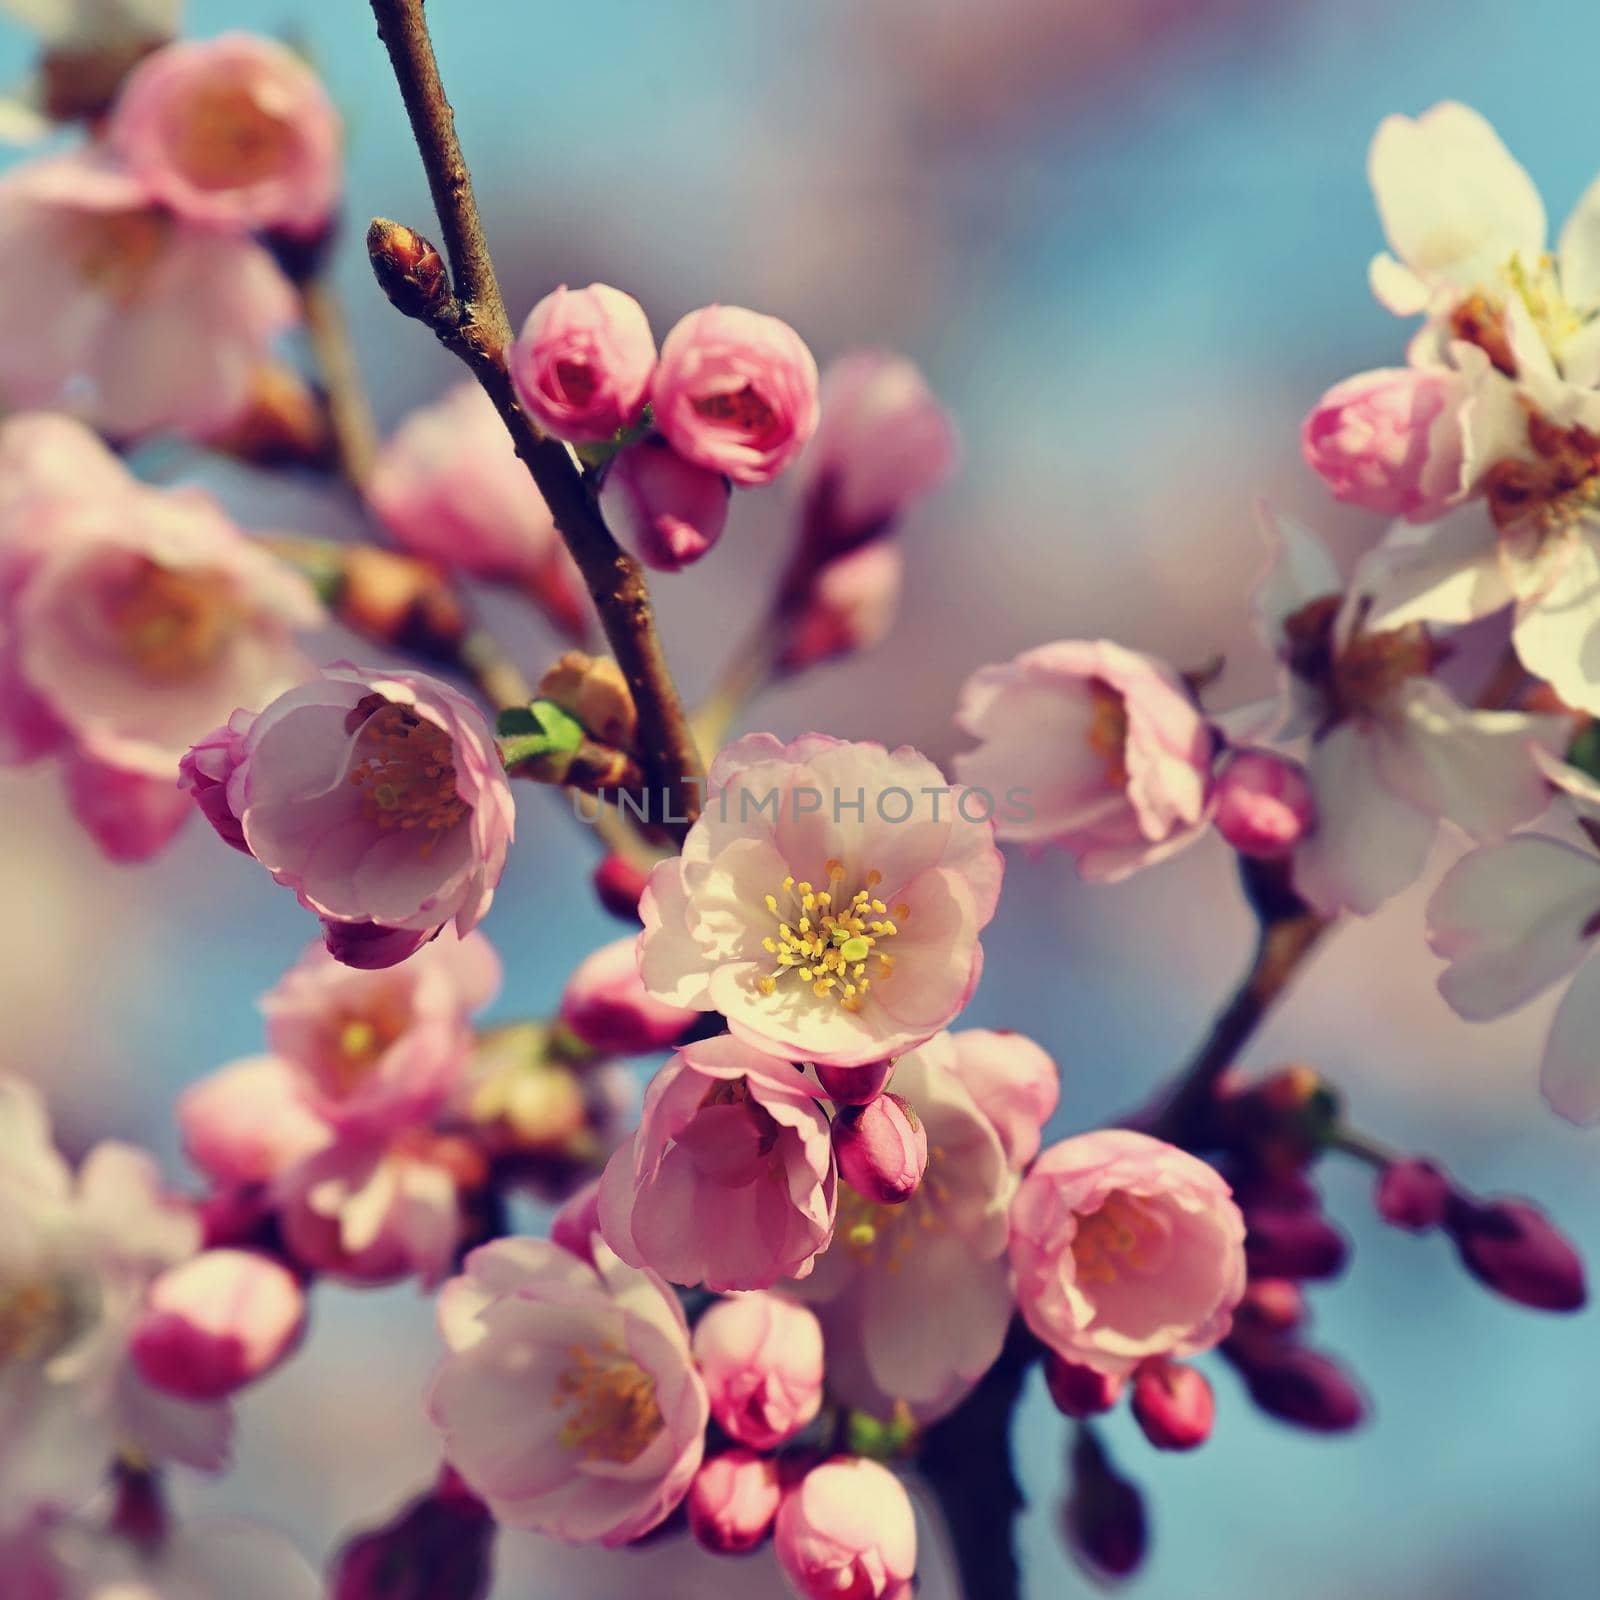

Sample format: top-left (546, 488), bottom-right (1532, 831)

top-left (1086, 680), bottom-right (1130, 789)
top-left (170, 81), bottom-right (299, 192)
top-left (1483, 406), bottom-right (1600, 538)
top-left (318, 993), bottom-right (411, 1097)
top-left (0, 1278), bottom-right (88, 1366)
top-left (837, 1145), bottom-right (948, 1267)
top-left (102, 559), bottom-right (238, 681)
top-left (346, 699), bottom-right (468, 857)
top-left (70, 209), bottom-right (171, 306)
top-left (1071, 1191), bottom-right (1164, 1286)
top-left (553, 1344), bottom-right (664, 1464)
top-left (756, 862), bottom-right (908, 1011)
top-left (692, 384), bottom-right (776, 438)
top-left (1282, 594), bottom-right (1437, 721)
top-left (553, 357), bottom-right (598, 406)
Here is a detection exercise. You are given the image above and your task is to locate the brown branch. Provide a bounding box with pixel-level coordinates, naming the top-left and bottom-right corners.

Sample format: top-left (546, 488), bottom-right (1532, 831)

top-left (365, 0), bottom-right (703, 834)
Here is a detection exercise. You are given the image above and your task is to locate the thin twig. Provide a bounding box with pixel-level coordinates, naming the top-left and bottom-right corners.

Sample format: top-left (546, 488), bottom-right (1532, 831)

top-left (299, 275), bottom-right (380, 491)
top-left (366, 0), bottom-right (704, 835)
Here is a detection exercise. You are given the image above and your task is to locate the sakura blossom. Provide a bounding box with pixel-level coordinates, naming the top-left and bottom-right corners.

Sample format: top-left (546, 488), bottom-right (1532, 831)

top-left (687, 1448), bottom-right (782, 1555)
top-left (638, 733), bottom-right (1003, 1068)
top-left (690, 1291), bottom-right (825, 1450)
top-left (428, 1237), bottom-right (707, 1544)
top-left (774, 1456), bottom-right (917, 1600)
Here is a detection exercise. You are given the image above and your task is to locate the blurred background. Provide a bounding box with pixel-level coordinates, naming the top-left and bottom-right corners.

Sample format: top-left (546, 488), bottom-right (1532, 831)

top-left (3, 0), bottom-right (1599, 1594)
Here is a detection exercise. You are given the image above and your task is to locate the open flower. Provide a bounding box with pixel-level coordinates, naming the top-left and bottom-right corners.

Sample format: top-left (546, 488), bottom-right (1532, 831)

top-left (651, 305), bottom-right (819, 485)
top-left (790, 1034), bottom-right (1015, 1421)
top-left (0, 414), bottom-right (320, 860)
top-left (944, 1026), bottom-right (1060, 1169)
top-left (1010, 1128), bottom-right (1246, 1378)
top-left (597, 1034), bottom-right (836, 1291)
top-left (109, 32), bottom-right (342, 237)
top-left (639, 733), bottom-right (1002, 1068)
top-left (0, 151), bottom-right (297, 439)
top-left (953, 639), bottom-right (1214, 881)
top-left (262, 928), bottom-right (501, 1136)
top-left (428, 1236), bottom-right (707, 1545)
top-left (182, 665), bottom-right (514, 968)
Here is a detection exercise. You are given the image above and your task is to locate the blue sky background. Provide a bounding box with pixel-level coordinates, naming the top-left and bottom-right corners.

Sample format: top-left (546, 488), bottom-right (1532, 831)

top-left (3, 1), bottom-right (1599, 1594)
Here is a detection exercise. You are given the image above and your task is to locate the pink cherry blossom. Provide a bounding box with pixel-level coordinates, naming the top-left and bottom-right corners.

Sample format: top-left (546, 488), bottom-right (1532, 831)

top-left (690, 1291), bottom-right (825, 1450)
top-left (791, 1035), bottom-right (1015, 1422)
top-left (774, 1457), bottom-right (917, 1600)
top-left (366, 382), bottom-right (587, 637)
top-left (688, 1449), bottom-right (782, 1555)
top-left (638, 733), bottom-right (1002, 1069)
top-left (1212, 749), bottom-right (1315, 861)
top-left (953, 639), bottom-right (1214, 881)
top-left (1009, 1128), bottom-right (1247, 1378)
top-left (177, 1056), bottom-right (331, 1187)
top-left (262, 928), bottom-right (500, 1136)
top-left (109, 32), bottom-right (342, 237)
top-left (833, 1092), bottom-right (927, 1205)
top-left (780, 542), bottom-right (904, 671)
top-left (508, 283), bottom-right (656, 444)
top-left (597, 1034), bottom-right (835, 1291)
top-left (945, 1026), bottom-right (1059, 1169)
top-left (428, 1237), bottom-right (707, 1545)
top-left (129, 1249), bottom-right (306, 1401)
top-left (559, 935), bottom-right (698, 1056)
top-left (0, 152), bottom-right (297, 439)
top-left (597, 437), bottom-right (730, 572)
top-left (651, 305), bottom-right (820, 485)
top-left (185, 664), bottom-right (515, 967)
top-left (1301, 367), bottom-right (1466, 522)
top-left (798, 349), bottom-right (959, 540)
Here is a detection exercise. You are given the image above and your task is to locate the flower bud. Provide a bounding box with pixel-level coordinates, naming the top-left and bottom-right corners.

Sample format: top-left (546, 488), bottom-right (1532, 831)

top-left (1232, 1278), bottom-right (1306, 1338)
top-left (129, 1249), bottom-right (306, 1401)
top-left (537, 652), bottom-right (638, 751)
top-left (1444, 1196), bottom-right (1587, 1312)
top-left (1376, 1158), bottom-right (1452, 1232)
top-left (814, 1059), bottom-right (894, 1106)
top-left (330, 1475), bottom-right (493, 1600)
top-left (560, 936), bottom-right (699, 1056)
top-left (1130, 1359), bottom-right (1214, 1451)
top-left (598, 438), bottom-right (730, 572)
top-left (336, 546), bottom-right (471, 663)
top-left (774, 1457), bottom-right (916, 1600)
top-left (1064, 1429), bottom-right (1147, 1582)
top-left (833, 1093), bottom-right (927, 1205)
top-left (549, 1177), bottom-right (602, 1262)
top-left (1213, 750), bottom-right (1315, 859)
top-left (692, 1292), bottom-right (825, 1450)
top-left (779, 543), bottom-right (903, 671)
top-left (368, 218), bottom-right (452, 324)
top-left (509, 283), bottom-right (656, 443)
top-left (1225, 1340), bottom-right (1366, 1432)
top-left (320, 919), bottom-right (435, 972)
top-left (688, 1450), bottom-right (782, 1555)
top-left (205, 362), bottom-right (333, 471)
top-left (177, 715), bottom-right (253, 854)
top-left (1242, 1204), bottom-right (1349, 1281)
top-left (1043, 1353), bottom-right (1124, 1419)
top-left (593, 852), bottom-right (652, 922)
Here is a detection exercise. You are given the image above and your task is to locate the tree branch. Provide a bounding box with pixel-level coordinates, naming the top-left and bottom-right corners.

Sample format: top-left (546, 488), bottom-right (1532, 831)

top-left (365, 0), bottom-right (704, 834)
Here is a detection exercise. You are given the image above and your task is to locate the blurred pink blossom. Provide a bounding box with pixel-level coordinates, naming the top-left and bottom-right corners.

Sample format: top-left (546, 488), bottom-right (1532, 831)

top-left (559, 934), bottom-right (698, 1056)
top-left (780, 542), bottom-right (903, 671)
top-left (944, 1026), bottom-right (1059, 1169)
top-left (774, 1456), bottom-right (916, 1600)
top-left (687, 1448), bottom-right (782, 1555)
top-left (690, 1291), bottom-right (825, 1450)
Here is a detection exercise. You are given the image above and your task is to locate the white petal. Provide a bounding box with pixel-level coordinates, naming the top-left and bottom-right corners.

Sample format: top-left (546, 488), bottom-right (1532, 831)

top-left (1558, 172), bottom-right (1600, 312)
top-left (1510, 520), bottom-right (1600, 716)
top-left (1540, 953), bottom-right (1600, 1124)
top-left (1355, 508), bottom-right (1509, 631)
top-left (1252, 502), bottom-right (1341, 655)
top-left (1369, 252), bottom-right (1430, 315)
top-left (1293, 723), bottom-right (1438, 916)
top-left (1427, 835), bottom-right (1600, 1019)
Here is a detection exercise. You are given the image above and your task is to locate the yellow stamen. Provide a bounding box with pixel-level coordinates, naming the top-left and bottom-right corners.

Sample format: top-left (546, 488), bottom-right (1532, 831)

top-left (553, 1345), bottom-right (663, 1464)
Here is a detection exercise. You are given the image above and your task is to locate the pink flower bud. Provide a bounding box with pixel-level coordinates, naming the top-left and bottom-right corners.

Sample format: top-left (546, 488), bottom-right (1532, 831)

top-left (1064, 1430), bottom-right (1146, 1582)
top-left (129, 1249), bottom-right (306, 1401)
top-left (1130, 1359), bottom-right (1214, 1451)
top-left (1376, 1158), bottom-right (1453, 1232)
top-left (1445, 1196), bottom-right (1587, 1312)
top-left (814, 1059), bottom-right (894, 1106)
top-left (598, 437), bottom-right (730, 572)
top-left (780, 544), bottom-right (903, 671)
top-left (688, 1449), bottom-right (782, 1555)
top-left (691, 1292), bottom-right (825, 1450)
top-left (177, 1055), bottom-right (328, 1186)
top-left (1043, 1353), bottom-right (1124, 1418)
top-left (560, 935), bottom-right (700, 1055)
top-left (833, 1092), bottom-right (927, 1205)
top-left (110, 33), bottom-right (342, 237)
top-left (593, 851), bottom-right (652, 922)
top-left (1225, 1339), bottom-right (1366, 1432)
top-left (330, 1477), bottom-right (493, 1600)
top-left (509, 283), bottom-right (656, 443)
top-left (1213, 750), bottom-right (1315, 860)
top-left (177, 712), bottom-right (254, 854)
top-left (1233, 1278), bottom-right (1306, 1337)
top-left (652, 305), bottom-right (820, 485)
top-left (774, 1457), bottom-right (916, 1600)
top-left (1242, 1204), bottom-right (1349, 1281)
top-left (549, 1177), bottom-right (602, 1262)
top-left (1300, 366), bottom-right (1465, 523)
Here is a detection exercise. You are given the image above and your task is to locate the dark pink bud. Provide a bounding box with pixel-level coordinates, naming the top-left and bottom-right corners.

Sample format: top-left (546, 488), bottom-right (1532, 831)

top-left (1064, 1429), bottom-right (1147, 1582)
top-left (549, 1177), bottom-right (602, 1262)
top-left (130, 1249), bottom-right (306, 1400)
top-left (1213, 749), bottom-right (1315, 859)
top-left (320, 918), bottom-right (435, 970)
top-left (1242, 1205), bottom-right (1348, 1281)
top-left (1232, 1278), bottom-right (1306, 1338)
top-left (593, 852), bottom-right (651, 922)
top-left (1043, 1352), bottom-right (1124, 1418)
top-left (688, 1449), bottom-right (782, 1555)
top-left (1445, 1196), bottom-right (1587, 1312)
top-left (1375, 1159), bottom-right (1452, 1232)
top-left (1226, 1340), bottom-right (1366, 1432)
top-left (330, 1478), bottom-right (494, 1600)
top-left (833, 1092), bottom-right (927, 1204)
top-left (1130, 1360), bottom-right (1214, 1451)
top-left (178, 715), bottom-right (253, 853)
top-left (599, 438), bottom-right (730, 572)
top-left (815, 1059), bottom-right (894, 1106)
